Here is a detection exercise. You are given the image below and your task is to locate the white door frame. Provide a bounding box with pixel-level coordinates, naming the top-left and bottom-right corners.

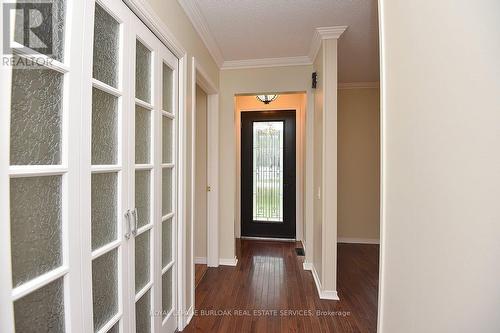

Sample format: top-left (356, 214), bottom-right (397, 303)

top-left (190, 56), bottom-right (219, 317)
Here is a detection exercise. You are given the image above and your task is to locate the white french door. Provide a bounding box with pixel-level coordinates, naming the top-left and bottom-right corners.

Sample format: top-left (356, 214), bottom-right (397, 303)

top-left (0, 0), bottom-right (180, 332)
top-left (126, 6), bottom-right (179, 333)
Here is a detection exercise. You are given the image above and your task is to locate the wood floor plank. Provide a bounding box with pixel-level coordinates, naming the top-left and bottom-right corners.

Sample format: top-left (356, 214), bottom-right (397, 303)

top-left (184, 240), bottom-right (379, 333)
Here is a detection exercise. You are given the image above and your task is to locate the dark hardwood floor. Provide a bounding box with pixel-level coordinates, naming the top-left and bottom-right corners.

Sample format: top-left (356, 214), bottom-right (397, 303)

top-left (184, 239), bottom-right (379, 333)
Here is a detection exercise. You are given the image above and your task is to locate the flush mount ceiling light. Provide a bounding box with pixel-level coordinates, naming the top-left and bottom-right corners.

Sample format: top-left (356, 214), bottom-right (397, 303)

top-left (256, 94), bottom-right (278, 104)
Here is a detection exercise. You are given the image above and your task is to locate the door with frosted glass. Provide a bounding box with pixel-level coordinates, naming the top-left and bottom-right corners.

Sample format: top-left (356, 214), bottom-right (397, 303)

top-left (0, 0), bottom-right (86, 331)
top-left (87, 1), bottom-right (178, 332)
top-left (130, 12), bottom-right (178, 333)
top-left (87, 1), bottom-right (131, 332)
top-left (241, 110), bottom-right (296, 239)
top-left (0, 0), bottom-right (179, 332)
top-left (158, 45), bottom-right (178, 333)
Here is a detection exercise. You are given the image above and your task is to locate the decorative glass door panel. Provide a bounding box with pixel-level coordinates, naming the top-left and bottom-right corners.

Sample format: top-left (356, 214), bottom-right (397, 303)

top-left (252, 121), bottom-right (284, 222)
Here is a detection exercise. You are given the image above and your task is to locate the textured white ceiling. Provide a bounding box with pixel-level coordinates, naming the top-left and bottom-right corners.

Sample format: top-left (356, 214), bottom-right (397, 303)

top-left (195, 0), bottom-right (379, 82)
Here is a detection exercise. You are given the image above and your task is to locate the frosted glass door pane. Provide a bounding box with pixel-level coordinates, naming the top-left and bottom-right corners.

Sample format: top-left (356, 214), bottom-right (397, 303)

top-left (162, 218), bottom-right (172, 267)
top-left (162, 269), bottom-right (172, 317)
top-left (91, 173), bottom-right (117, 250)
top-left (13, 0), bottom-right (66, 61)
top-left (92, 88), bottom-right (118, 165)
top-left (135, 290), bottom-right (151, 333)
top-left (92, 249), bottom-right (118, 332)
top-left (162, 168), bottom-right (172, 216)
top-left (10, 176), bottom-right (62, 286)
top-left (14, 278), bottom-right (65, 333)
top-left (10, 59), bottom-right (63, 165)
top-left (93, 3), bottom-right (119, 87)
top-left (135, 231), bottom-right (150, 292)
top-left (135, 106), bottom-right (151, 164)
top-left (162, 116), bottom-right (172, 163)
top-left (135, 41), bottom-right (151, 103)
top-left (135, 170), bottom-right (150, 228)
top-left (162, 63), bottom-right (173, 112)
top-left (252, 121), bottom-right (284, 222)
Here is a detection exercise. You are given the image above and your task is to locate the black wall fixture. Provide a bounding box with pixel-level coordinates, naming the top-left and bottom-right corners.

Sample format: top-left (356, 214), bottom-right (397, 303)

top-left (312, 72), bottom-right (317, 89)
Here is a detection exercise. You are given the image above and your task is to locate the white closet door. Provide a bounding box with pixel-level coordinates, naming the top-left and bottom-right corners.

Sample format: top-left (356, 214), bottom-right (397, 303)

top-left (128, 12), bottom-right (179, 333)
top-left (0, 0), bottom-right (86, 332)
top-left (129, 15), bottom-right (156, 333)
top-left (157, 35), bottom-right (179, 333)
top-left (1, 1), bottom-right (180, 332)
top-left (82, 0), bottom-right (133, 332)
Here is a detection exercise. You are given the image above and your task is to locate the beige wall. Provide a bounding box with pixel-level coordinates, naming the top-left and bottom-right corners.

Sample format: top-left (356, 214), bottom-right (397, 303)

top-left (338, 88), bottom-right (380, 240)
top-left (219, 65), bottom-right (314, 261)
top-left (194, 85), bottom-right (207, 259)
top-left (145, 0), bottom-right (219, 317)
top-left (234, 93), bottom-right (306, 240)
top-left (379, 1), bottom-right (500, 332)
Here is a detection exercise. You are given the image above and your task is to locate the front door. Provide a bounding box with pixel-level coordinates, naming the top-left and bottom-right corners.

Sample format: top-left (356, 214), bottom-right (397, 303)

top-left (241, 110), bottom-right (296, 239)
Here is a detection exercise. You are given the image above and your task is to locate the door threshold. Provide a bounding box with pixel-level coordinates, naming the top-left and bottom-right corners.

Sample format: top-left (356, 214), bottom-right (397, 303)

top-left (240, 236), bottom-right (296, 242)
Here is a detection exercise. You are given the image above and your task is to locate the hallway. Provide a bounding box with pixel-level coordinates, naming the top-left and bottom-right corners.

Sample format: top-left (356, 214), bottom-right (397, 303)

top-left (185, 240), bottom-right (379, 332)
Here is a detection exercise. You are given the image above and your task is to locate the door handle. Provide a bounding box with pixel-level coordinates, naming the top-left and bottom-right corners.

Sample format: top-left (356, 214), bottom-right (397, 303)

top-left (124, 209), bottom-right (131, 239)
top-left (131, 208), bottom-right (138, 236)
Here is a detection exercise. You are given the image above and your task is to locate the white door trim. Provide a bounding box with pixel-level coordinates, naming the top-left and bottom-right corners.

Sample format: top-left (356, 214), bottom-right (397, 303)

top-left (191, 57), bottom-right (219, 325)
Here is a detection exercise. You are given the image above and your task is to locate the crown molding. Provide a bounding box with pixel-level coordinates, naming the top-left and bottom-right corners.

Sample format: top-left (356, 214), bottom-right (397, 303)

top-left (175, 2), bottom-right (348, 71)
top-left (316, 26), bottom-right (348, 39)
top-left (338, 82), bottom-right (379, 89)
top-left (221, 26), bottom-right (348, 70)
top-left (221, 56), bottom-right (312, 70)
top-left (177, 0), bottom-right (224, 67)
top-left (309, 25), bottom-right (348, 61)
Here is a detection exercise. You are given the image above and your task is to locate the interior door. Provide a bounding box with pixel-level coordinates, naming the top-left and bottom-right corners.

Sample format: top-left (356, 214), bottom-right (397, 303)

top-left (86, 1), bottom-right (132, 332)
top-left (0, 0), bottom-right (87, 331)
top-left (241, 110), bottom-right (296, 239)
top-left (0, 0), bottom-right (179, 331)
top-left (129, 11), bottom-right (178, 333)
top-left (85, 1), bottom-right (179, 332)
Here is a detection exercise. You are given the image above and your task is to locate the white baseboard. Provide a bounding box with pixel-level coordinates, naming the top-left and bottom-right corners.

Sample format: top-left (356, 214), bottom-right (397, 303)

top-left (194, 257), bottom-right (207, 264)
top-left (219, 257), bottom-right (238, 266)
top-left (300, 239), bottom-right (306, 253)
top-left (302, 262), bottom-right (313, 271)
top-left (184, 305), bottom-right (194, 328)
top-left (338, 237), bottom-right (380, 244)
top-left (320, 290), bottom-right (339, 300)
top-left (304, 262), bottom-right (340, 301)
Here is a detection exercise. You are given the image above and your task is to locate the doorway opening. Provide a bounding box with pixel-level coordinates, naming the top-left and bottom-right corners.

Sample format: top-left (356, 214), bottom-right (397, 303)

top-left (190, 58), bottom-right (219, 321)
